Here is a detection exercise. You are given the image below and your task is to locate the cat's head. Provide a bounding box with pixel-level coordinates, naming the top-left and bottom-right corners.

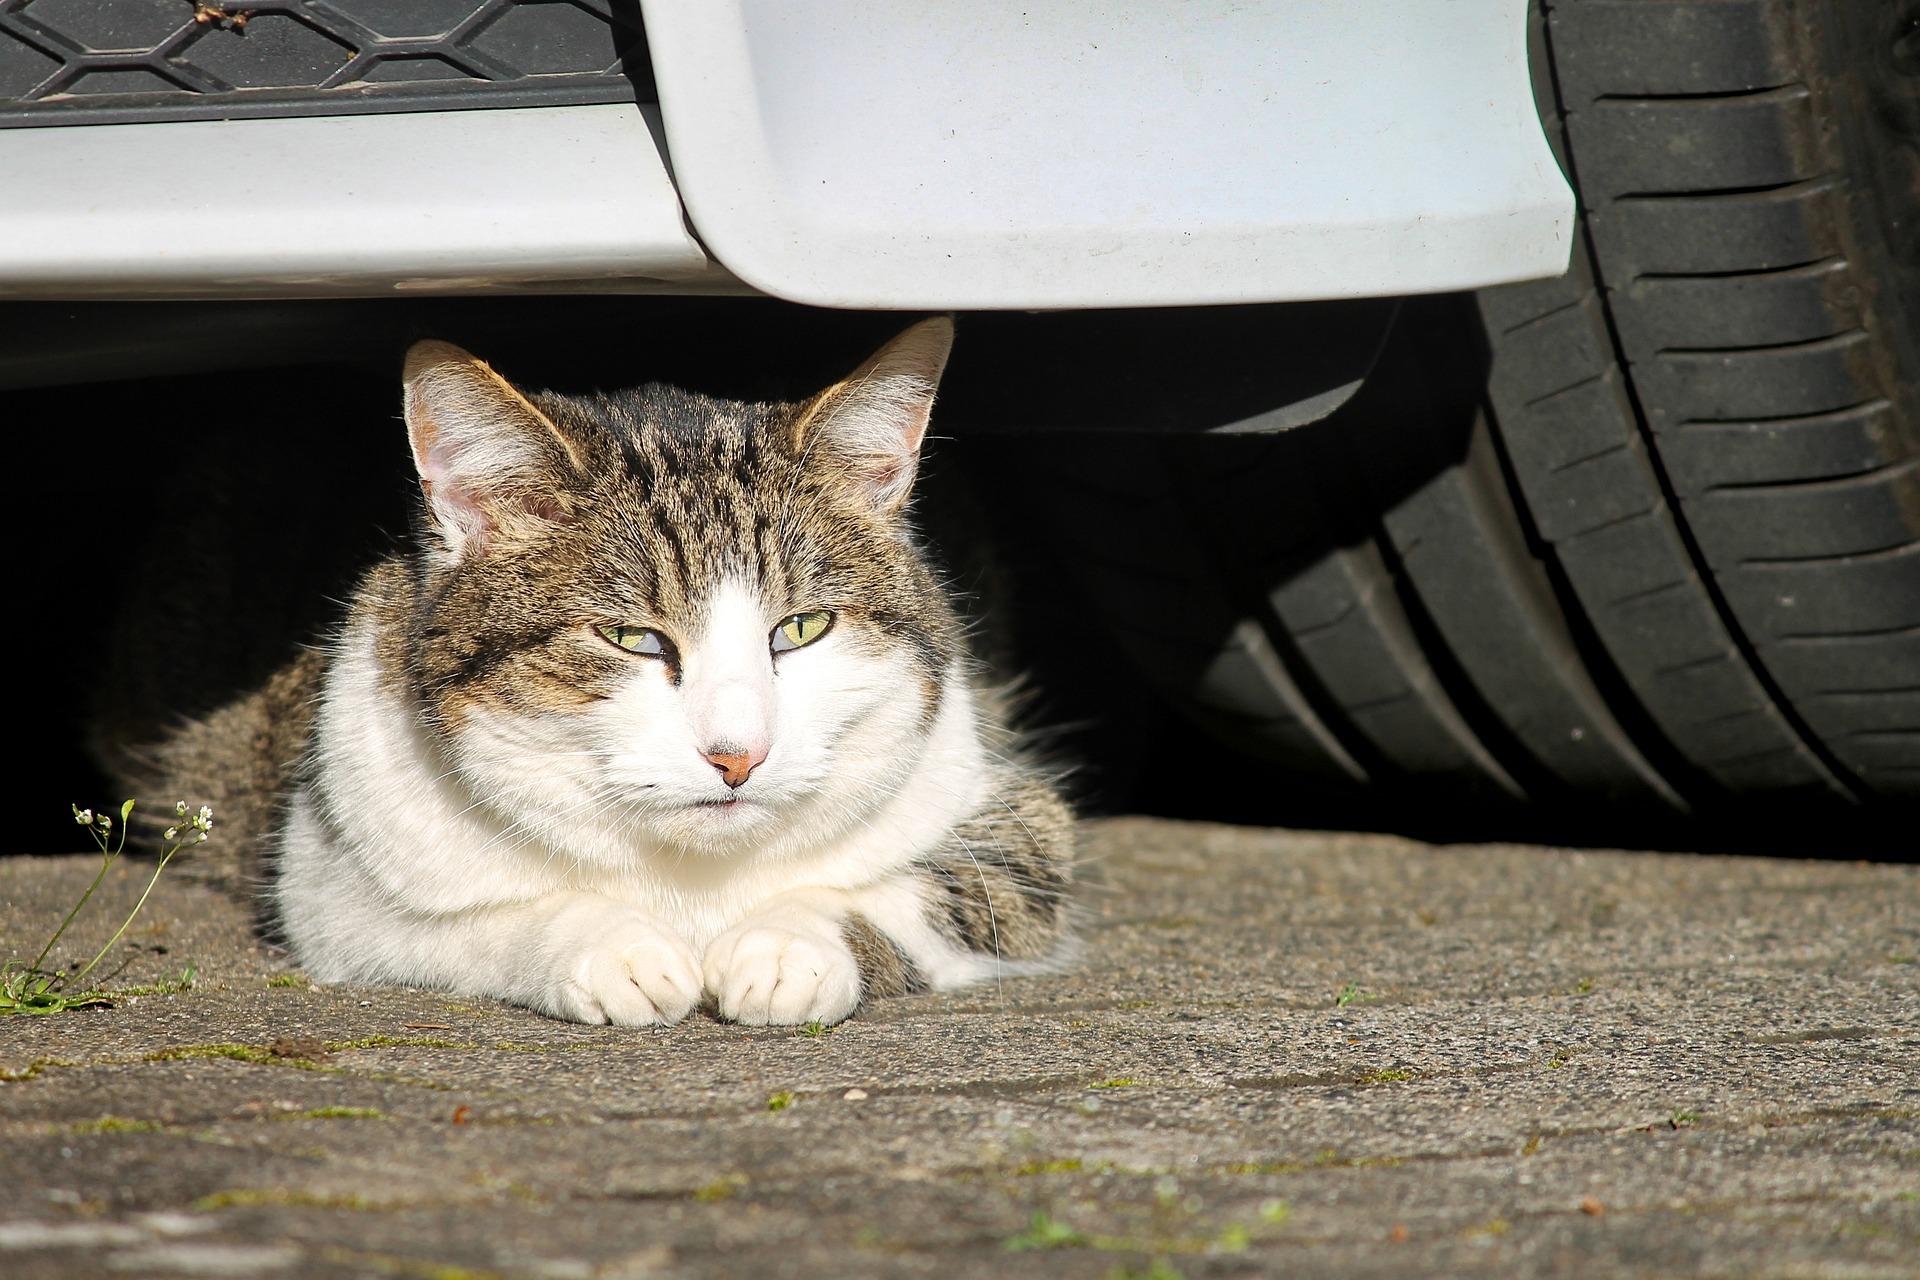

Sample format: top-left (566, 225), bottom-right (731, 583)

top-left (391, 319), bottom-right (968, 864)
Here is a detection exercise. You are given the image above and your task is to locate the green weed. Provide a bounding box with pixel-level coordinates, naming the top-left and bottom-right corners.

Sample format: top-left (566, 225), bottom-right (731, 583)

top-left (1362, 1068), bottom-right (1414, 1085)
top-left (0, 1057), bottom-right (76, 1082)
top-left (325, 1035), bottom-right (472, 1052)
top-left (107, 969), bottom-right (198, 1000)
top-left (145, 1042), bottom-right (327, 1070)
top-left (72, 1115), bottom-right (163, 1134)
top-left (693, 1174), bottom-right (747, 1202)
top-left (194, 1188), bottom-right (398, 1212)
top-left (1110, 1261), bottom-right (1184, 1280)
top-left (1004, 1210), bottom-right (1087, 1251)
top-left (1, 800), bottom-right (212, 1016)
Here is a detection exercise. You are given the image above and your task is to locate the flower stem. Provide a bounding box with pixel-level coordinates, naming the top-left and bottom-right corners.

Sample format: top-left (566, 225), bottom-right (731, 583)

top-left (64, 842), bottom-right (181, 993)
top-left (26, 830), bottom-right (119, 981)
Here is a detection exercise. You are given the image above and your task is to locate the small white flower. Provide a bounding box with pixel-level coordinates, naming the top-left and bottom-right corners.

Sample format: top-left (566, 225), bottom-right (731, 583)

top-left (176, 801), bottom-right (189, 817)
top-left (73, 807), bottom-right (93, 826)
top-left (163, 828), bottom-right (178, 842)
top-left (96, 814), bottom-right (112, 830)
top-left (197, 832), bottom-right (208, 843)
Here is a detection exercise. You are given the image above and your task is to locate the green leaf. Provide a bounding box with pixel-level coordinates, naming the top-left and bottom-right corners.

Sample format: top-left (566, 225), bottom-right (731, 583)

top-left (1004, 1211), bottom-right (1087, 1252)
top-left (120, 799), bottom-right (137, 822)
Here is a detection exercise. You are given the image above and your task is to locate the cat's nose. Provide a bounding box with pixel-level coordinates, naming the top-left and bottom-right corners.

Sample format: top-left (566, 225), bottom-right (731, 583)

top-left (703, 743), bottom-right (767, 789)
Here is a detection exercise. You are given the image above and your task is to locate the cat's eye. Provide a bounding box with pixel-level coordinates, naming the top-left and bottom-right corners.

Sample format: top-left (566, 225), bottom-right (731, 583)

top-left (772, 611), bottom-right (833, 653)
top-left (597, 624), bottom-right (669, 657)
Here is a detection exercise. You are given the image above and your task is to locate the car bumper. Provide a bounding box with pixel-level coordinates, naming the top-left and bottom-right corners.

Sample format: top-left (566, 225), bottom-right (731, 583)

top-left (0, 0), bottom-right (1571, 307)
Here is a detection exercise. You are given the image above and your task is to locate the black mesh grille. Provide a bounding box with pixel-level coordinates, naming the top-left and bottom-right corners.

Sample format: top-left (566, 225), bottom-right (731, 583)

top-left (0, 0), bottom-right (652, 128)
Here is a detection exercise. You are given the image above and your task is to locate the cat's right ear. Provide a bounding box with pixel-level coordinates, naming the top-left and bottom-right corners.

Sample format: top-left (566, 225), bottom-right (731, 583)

top-left (402, 341), bottom-right (586, 560)
top-left (791, 317), bottom-right (954, 514)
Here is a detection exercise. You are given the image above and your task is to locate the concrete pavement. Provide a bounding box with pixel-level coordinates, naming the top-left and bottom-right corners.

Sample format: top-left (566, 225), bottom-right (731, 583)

top-left (2, 817), bottom-right (1916, 1278)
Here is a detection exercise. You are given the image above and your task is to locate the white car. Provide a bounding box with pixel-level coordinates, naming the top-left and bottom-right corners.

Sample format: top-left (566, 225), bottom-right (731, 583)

top-left (5, 0), bottom-right (1914, 828)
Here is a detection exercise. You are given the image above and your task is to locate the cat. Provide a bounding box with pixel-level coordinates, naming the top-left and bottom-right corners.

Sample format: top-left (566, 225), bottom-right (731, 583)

top-left (108, 318), bottom-right (1075, 1026)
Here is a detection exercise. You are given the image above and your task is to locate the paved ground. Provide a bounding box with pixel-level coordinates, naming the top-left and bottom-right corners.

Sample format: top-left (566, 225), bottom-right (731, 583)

top-left (1, 817), bottom-right (1916, 1279)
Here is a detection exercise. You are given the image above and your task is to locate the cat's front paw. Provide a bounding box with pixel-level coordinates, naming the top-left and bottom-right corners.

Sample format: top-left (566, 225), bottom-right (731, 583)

top-left (550, 909), bottom-right (702, 1027)
top-left (703, 914), bottom-right (862, 1027)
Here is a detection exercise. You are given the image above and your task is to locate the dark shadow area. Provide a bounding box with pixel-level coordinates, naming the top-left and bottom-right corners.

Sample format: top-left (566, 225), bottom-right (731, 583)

top-left (605, 0), bottom-right (657, 103)
top-left (5, 295), bottom-right (1911, 862)
top-left (0, 296), bottom-right (1388, 434)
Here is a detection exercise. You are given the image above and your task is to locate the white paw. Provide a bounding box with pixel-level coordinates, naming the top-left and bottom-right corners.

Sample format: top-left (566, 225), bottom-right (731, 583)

top-left (703, 916), bottom-right (862, 1027)
top-left (549, 910), bottom-right (702, 1027)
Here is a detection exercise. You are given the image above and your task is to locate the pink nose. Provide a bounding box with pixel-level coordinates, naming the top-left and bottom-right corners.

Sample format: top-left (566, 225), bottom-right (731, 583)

top-left (704, 744), bottom-right (766, 789)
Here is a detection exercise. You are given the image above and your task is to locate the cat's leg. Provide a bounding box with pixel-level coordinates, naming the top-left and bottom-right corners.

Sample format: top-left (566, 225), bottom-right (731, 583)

top-left (405, 893), bottom-right (704, 1027)
top-left (285, 879), bottom-right (703, 1027)
top-left (417, 893), bottom-right (704, 1027)
top-left (515, 893), bottom-right (707, 1027)
top-left (700, 893), bottom-right (867, 1026)
top-left (703, 772), bottom-right (1074, 1025)
top-left (279, 792), bottom-right (704, 1026)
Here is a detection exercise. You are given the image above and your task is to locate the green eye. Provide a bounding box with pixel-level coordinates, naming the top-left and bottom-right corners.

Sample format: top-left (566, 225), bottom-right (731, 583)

top-left (772, 611), bottom-right (833, 652)
top-left (597, 624), bottom-right (668, 657)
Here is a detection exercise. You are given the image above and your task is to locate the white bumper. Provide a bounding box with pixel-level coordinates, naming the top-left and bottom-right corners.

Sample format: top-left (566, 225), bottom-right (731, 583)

top-left (0, 106), bottom-right (722, 300)
top-left (0, 1), bottom-right (1571, 306)
top-left (643, 0), bottom-right (1573, 308)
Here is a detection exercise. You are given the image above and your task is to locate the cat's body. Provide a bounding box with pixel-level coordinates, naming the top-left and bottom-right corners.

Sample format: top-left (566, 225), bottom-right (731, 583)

top-left (108, 320), bottom-right (1075, 1025)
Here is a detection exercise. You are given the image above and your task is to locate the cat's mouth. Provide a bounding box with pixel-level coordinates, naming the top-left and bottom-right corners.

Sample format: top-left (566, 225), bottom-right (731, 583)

top-left (694, 796), bottom-right (746, 809)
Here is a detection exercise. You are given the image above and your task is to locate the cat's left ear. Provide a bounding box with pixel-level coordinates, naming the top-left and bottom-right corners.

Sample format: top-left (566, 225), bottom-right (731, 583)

top-left (793, 317), bottom-right (954, 513)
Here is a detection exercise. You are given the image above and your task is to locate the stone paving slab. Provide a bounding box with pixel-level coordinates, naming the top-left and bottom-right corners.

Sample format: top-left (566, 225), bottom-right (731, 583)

top-left (1, 818), bottom-right (1916, 1279)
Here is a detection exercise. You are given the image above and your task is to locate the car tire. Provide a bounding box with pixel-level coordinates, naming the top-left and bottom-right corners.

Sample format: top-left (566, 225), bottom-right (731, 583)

top-left (1036, 0), bottom-right (1920, 825)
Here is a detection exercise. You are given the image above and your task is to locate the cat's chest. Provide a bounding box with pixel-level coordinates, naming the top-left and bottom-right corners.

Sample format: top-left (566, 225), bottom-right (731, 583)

top-left (560, 834), bottom-right (904, 949)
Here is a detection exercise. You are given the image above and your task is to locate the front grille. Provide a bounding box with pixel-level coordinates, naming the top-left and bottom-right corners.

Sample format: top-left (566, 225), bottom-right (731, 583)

top-left (0, 0), bottom-right (652, 129)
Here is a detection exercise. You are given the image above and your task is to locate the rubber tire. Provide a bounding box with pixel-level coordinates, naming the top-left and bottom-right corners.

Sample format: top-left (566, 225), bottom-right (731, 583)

top-left (1041, 0), bottom-right (1920, 823)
